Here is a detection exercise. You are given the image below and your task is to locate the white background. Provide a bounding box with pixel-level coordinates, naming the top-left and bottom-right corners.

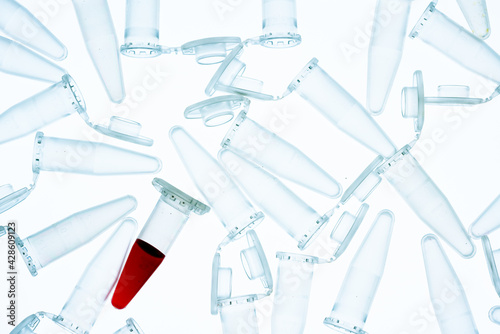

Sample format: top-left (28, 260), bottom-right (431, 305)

top-left (1, 0), bottom-right (500, 333)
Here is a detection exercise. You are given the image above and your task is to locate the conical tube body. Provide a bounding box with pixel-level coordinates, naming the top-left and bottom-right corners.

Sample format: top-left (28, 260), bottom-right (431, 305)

top-left (222, 112), bottom-right (341, 198)
top-left (324, 210), bottom-right (394, 332)
top-left (72, 0), bottom-right (125, 103)
top-left (381, 149), bottom-right (475, 258)
top-left (469, 194), bottom-right (500, 238)
top-left (219, 297), bottom-right (259, 334)
top-left (55, 219), bottom-right (137, 334)
top-left (289, 58), bottom-right (397, 158)
top-left (0, 75), bottom-right (83, 144)
top-left (32, 132), bottom-right (162, 175)
top-left (219, 149), bottom-right (326, 250)
top-left (367, 0), bottom-right (412, 114)
top-left (0, 36), bottom-right (66, 82)
top-left (272, 254), bottom-right (316, 334)
top-left (17, 195), bottom-right (137, 276)
top-left (169, 126), bottom-right (263, 239)
top-left (411, 3), bottom-right (500, 84)
top-left (457, 0), bottom-right (490, 39)
top-left (112, 193), bottom-right (194, 309)
top-left (122, 0), bottom-right (160, 57)
top-left (421, 234), bottom-right (478, 333)
top-left (0, 0), bottom-right (67, 60)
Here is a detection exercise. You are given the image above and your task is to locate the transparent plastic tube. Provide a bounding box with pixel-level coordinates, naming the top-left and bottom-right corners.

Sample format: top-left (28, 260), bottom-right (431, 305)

top-left (112, 179), bottom-right (209, 309)
top-left (219, 295), bottom-right (259, 334)
top-left (490, 306), bottom-right (500, 325)
top-left (324, 210), bottom-right (394, 333)
top-left (53, 219), bottom-right (137, 334)
top-left (367, 0), bottom-right (412, 115)
top-left (0, 36), bottom-right (66, 82)
top-left (219, 149), bottom-right (329, 250)
top-left (0, 0), bottom-right (67, 60)
top-left (16, 195), bottom-right (137, 276)
top-left (222, 111), bottom-right (342, 198)
top-left (0, 75), bottom-right (84, 144)
top-left (457, 0), bottom-right (490, 39)
top-left (32, 132), bottom-right (162, 176)
top-left (421, 234), bottom-right (478, 333)
top-left (379, 146), bottom-right (475, 258)
top-left (288, 58), bottom-right (397, 158)
top-left (261, 0), bottom-right (301, 48)
top-left (113, 318), bottom-right (145, 334)
top-left (272, 252), bottom-right (318, 334)
top-left (469, 194), bottom-right (500, 238)
top-left (72, 0), bottom-right (125, 103)
top-left (410, 2), bottom-right (500, 84)
top-left (169, 126), bottom-right (264, 242)
top-left (121, 0), bottom-right (161, 57)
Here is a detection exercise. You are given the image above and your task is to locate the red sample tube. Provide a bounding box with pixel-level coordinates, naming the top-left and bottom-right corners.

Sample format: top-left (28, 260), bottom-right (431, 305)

top-left (112, 178), bottom-right (209, 309)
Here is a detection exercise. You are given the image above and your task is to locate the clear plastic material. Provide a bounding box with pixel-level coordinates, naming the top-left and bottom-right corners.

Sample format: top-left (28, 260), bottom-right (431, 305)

top-left (260, 0), bottom-right (301, 48)
top-left (52, 219), bottom-right (137, 334)
top-left (421, 234), bottom-right (478, 333)
top-left (0, 181), bottom-right (36, 215)
top-left (180, 37), bottom-right (242, 65)
top-left (169, 126), bottom-right (264, 243)
top-left (401, 70), bottom-right (500, 136)
top-left (112, 179), bottom-right (209, 309)
top-left (410, 2), bottom-right (500, 84)
top-left (272, 252), bottom-right (319, 334)
top-left (219, 295), bottom-right (259, 334)
top-left (120, 0), bottom-right (241, 62)
top-left (113, 318), bottom-right (145, 334)
top-left (469, 194), bottom-right (500, 238)
top-left (481, 236), bottom-right (500, 297)
top-left (121, 0), bottom-right (162, 57)
top-left (490, 306), bottom-right (500, 325)
top-left (185, 95), bottom-right (249, 127)
top-left (0, 75), bottom-right (85, 144)
top-left (92, 116), bottom-right (154, 147)
top-left (205, 43), bottom-right (279, 101)
top-left (330, 203), bottom-right (370, 259)
top-left (15, 195), bottom-right (137, 276)
top-left (457, 0), bottom-right (490, 39)
top-left (324, 210), bottom-right (395, 333)
top-left (211, 230), bottom-right (273, 315)
top-left (222, 110), bottom-right (342, 198)
top-left (32, 132), bottom-right (162, 176)
top-left (0, 36), bottom-right (66, 82)
top-left (9, 221), bottom-right (138, 334)
top-left (72, 0), bottom-right (125, 103)
top-left (288, 58), bottom-right (397, 158)
top-left (367, 0), bottom-right (412, 115)
top-left (0, 0), bottom-right (67, 60)
top-left (218, 149), bottom-right (329, 250)
top-left (379, 145), bottom-right (475, 258)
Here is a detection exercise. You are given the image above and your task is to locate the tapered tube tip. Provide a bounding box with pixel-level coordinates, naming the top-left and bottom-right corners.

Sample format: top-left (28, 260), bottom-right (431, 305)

top-left (421, 233), bottom-right (479, 333)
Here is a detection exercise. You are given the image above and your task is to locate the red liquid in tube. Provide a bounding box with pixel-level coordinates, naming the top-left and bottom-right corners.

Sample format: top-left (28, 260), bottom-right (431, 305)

top-left (112, 239), bottom-right (165, 309)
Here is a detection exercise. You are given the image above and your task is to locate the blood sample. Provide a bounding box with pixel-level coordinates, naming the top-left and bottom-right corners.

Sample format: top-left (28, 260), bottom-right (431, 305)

top-left (112, 178), bottom-right (209, 309)
top-left (112, 239), bottom-right (165, 309)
